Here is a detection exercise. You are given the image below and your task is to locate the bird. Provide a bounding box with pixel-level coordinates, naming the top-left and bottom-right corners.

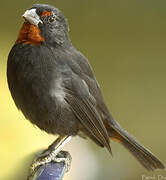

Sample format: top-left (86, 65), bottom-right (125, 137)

top-left (7, 3), bottom-right (165, 173)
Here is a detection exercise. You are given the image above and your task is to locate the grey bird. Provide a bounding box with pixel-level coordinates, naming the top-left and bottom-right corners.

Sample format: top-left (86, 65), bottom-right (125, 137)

top-left (7, 4), bottom-right (165, 174)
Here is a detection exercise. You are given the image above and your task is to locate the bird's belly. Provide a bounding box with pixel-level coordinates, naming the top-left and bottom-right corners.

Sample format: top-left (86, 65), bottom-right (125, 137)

top-left (17, 89), bottom-right (79, 136)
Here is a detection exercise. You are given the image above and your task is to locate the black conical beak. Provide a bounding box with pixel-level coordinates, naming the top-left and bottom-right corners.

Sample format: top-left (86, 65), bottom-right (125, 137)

top-left (22, 9), bottom-right (43, 27)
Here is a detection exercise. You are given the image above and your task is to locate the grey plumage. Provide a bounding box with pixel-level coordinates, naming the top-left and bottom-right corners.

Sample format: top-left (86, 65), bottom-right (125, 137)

top-left (7, 4), bottom-right (165, 171)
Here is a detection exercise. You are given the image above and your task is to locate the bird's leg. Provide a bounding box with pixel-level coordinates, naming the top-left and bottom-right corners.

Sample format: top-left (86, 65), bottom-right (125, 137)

top-left (37, 135), bottom-right (71, 158)
top-left (28, 136), bottom-right (72, 179)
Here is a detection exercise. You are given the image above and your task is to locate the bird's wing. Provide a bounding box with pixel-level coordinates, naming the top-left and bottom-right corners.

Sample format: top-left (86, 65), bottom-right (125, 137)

top-left (64, 47), bottom-right (115, 124)
top-left (63, 72), bottom-right (112, 153)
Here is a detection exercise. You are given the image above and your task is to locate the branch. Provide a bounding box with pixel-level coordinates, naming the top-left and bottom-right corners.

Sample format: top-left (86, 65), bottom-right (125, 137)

top-left (27, 151), bottom-right (71, 180)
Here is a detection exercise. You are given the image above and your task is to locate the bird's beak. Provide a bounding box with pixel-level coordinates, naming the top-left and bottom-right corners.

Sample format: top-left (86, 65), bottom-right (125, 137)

top-left (22, 9), bottom-right (43, 27)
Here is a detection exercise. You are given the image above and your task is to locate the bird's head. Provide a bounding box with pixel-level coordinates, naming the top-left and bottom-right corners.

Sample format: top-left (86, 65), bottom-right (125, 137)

top-left (16, 4), bottom-right (70, 46)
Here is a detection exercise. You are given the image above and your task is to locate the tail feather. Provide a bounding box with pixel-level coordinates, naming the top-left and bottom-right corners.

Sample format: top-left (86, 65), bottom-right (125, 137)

top-left (109, 122), bottom-right (165, 171)
top-left (120, 134), bottom-right (164, 171)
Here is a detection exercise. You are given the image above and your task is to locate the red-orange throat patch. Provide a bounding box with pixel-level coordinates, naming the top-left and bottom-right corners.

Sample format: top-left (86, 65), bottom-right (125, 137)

top-left (41, 11), bottom-right (51, 17)
top-left (16, 22), bottom-right (44, 45)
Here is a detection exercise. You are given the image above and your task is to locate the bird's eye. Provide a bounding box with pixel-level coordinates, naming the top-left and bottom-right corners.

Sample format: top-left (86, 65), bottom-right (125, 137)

top-left (48, 16), bottom-right (56, 23)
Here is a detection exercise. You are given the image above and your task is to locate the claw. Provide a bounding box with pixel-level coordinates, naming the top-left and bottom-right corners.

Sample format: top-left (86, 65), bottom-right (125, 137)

top-left (27, 136), bottom-right (72, 180)
top-left (54, 151), bottom-right (72, 172)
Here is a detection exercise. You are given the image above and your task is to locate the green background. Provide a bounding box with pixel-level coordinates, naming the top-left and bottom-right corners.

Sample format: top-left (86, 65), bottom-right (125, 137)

top-left (0, 0), bottom-right (166, 179)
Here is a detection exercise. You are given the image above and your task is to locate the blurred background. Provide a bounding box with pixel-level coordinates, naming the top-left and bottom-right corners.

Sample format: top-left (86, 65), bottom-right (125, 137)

top-left (1, 0), bottom-right (166, 179)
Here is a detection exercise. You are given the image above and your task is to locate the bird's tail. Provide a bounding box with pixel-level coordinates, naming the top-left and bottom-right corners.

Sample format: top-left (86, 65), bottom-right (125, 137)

top-left (107, 121), bottom-right (165, 171)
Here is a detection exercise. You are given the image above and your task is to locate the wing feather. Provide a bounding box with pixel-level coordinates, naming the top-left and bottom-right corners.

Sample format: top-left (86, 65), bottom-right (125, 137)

top-left (63, 78), bottom-right (112, 153)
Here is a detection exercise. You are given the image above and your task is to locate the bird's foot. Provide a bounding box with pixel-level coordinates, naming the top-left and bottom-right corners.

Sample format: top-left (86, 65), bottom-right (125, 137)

top-left (53, 150), bottom-right (72, 172)
top-left (27, 150), bottom-right (72, 179)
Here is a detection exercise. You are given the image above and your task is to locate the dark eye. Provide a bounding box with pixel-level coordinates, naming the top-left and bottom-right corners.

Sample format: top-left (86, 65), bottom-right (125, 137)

top-left (48, 16), bottom-right (56, 23)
